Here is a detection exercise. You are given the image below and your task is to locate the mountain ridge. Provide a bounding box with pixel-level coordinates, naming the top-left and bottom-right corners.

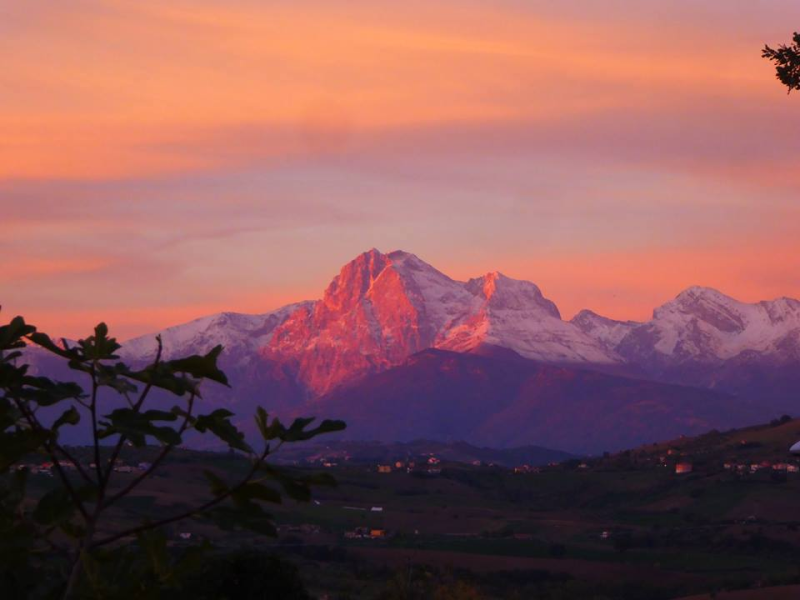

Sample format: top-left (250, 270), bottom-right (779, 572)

top-left (20, 249), bottom-right (799, 451)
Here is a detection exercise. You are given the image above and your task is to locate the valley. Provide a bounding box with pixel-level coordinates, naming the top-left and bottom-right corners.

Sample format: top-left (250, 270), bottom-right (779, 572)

top-left (25, 417), bottom-right (800, 599)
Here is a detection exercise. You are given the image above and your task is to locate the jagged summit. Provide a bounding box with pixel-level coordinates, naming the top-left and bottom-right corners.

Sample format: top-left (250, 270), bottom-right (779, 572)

top-left (261, 249), bottom-right (621, 394)
top-left (21, 248), bottom-right (800, 451)
top-left (570, 286), bottom-right (800, 371)
top-left (109, 248), bottom-right (800, 409)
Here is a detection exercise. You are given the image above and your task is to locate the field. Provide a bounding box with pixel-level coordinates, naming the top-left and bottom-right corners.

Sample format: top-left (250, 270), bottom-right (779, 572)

top-left (25, 418), bottom-right (800, 599)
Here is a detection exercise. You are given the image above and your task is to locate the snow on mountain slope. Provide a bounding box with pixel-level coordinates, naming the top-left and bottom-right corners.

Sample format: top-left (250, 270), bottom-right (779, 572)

top-left (644, 287), bottom-right (800, 362)
top-left (386, 250), bottom-right (476, 332)
top-left (574, 287), bottom-right (800, 366)
top-left (570, 310), bottom-right (640, 350)
top-left (31, 250), bottom-right (794, 412)
top-left (13, 249), bottom-right (800, 449)
top-left (120, 302), bottom-right (312, 364)
top-left (262, 250), bottom-right (623, 395)
top-left (438, 272), bottom-right (622, 364)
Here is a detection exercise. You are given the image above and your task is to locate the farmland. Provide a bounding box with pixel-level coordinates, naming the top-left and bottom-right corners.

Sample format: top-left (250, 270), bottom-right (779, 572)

top-left (21, 418), bottom-right (800, 599)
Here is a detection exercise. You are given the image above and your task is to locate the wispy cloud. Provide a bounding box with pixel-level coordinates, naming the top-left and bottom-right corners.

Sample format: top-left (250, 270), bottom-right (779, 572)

top-left (2, 0), bottom-right (799, 338)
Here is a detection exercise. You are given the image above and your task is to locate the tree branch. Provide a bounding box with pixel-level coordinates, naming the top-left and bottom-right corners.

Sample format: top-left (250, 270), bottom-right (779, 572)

top-left (101, 392), bottom-right (196, 510)
top-left (53, 443), bottom-right (94, 486)
top-left (90, 445), bottom-right (270, 549)
top-left (100, 338), bottom-right (162, 490)
top-left (89, 367), bottom-right (102, 484)
top-left (12, 399), bottom-right (90, 522)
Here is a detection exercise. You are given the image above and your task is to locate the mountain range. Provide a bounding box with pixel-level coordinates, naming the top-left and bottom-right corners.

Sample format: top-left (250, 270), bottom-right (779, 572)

top-left (22, 249), bottom-right (800, 454)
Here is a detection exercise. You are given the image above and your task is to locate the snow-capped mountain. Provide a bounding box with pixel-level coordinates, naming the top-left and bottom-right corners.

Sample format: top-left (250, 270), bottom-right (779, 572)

top-left (439, 272), bottom-right (622, 365)
top-left (571, 286), bottom-right (800, 366)
top-left (260, 249), bottom-right (619, 395)
top-left (113, 250), bottom-right (799, 407)
top-left (570, 310), bottom-right (639, 350)
top-left (121, 302), bottom-right (311, 364)
top-left (571, 286), bottom-right (800, 410)
top-left (17, 249), bottom-right (799, 451)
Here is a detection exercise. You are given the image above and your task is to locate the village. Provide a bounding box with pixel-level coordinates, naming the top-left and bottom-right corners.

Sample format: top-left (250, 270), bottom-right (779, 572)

top-left (15, 459), bottom-right (153, 477)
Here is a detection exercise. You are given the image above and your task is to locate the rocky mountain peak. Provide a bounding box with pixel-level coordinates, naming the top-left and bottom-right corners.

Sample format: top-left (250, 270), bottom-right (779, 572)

top-left (321, 248), bottom-right (391, 312)
top-left (466, 272), bottom-right (561, 318)
top-left (654, 286), bottom-right (746, 334)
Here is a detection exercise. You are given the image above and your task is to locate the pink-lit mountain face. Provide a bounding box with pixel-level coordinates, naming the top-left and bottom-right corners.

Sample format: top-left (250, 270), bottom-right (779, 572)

top-left (24, 249), bottom-right (800, 452)
top-left (259, 249), bottom-right (620, 396)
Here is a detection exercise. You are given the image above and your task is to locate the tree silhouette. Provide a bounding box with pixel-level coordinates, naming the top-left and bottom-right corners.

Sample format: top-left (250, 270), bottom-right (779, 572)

top-left (0, 314), bottom-right (345, 599)
top-left (763, 32), bottom-right (800, 93)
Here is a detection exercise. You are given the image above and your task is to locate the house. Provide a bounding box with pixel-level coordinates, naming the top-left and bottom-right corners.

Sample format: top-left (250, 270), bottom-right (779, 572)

top-left (675, 462), bottom-right (693, 474)
top-left (377, 465), bottom-right (392, 473)
top-left (369, 529), bottom-right (388, 539)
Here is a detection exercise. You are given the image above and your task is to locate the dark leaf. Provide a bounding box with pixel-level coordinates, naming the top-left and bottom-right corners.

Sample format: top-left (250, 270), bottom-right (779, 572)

top-left (166, 345), bottom-right (229, 387)
top-left (18, 377), bottom-right (84, 407)
top-left (53, 406), bottom-right (80, 433)
top-left (258, 464), bottom-right (312, 503)
top-left (78, 322), bottom-right (121, 360)
top-left (101, 408), bottom-right (182, 447)
top-left (0, 316), bottom-right (36, 351)
top-left (27, 331), bottom-right (80, 360)
top-left (231, 482), bottom-right (282, 507)
top-left (194, 410), bottom-right (252, 453)
top-left (280, 417), bottom-right (346, 442)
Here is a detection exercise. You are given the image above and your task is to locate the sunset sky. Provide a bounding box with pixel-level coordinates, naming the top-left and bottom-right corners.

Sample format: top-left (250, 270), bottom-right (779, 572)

top-left (3, 0), bottom-right (800, 340)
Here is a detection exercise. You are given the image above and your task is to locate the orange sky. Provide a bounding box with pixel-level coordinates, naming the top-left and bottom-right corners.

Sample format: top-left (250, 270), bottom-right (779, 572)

top-left (2, 0), bottom-right (800, 340)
